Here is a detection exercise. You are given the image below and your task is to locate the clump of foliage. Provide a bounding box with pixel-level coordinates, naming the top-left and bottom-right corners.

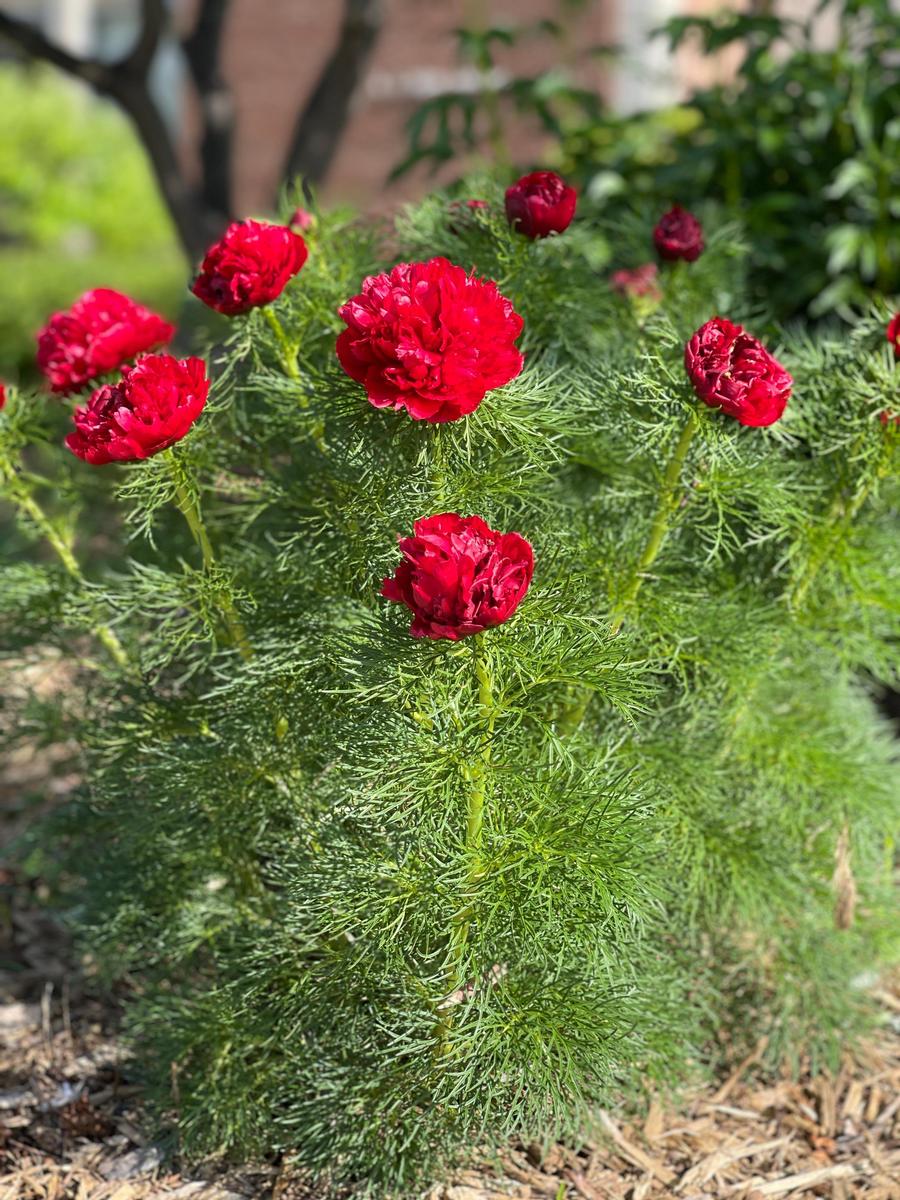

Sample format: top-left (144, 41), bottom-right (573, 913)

top-left (395, 0), bottom-right (899, 322)
top-left (565, 0), bottom-right (900, 319)
top-left (0, 65), bottom-right (182, 377)
top-left (391, 6), bottom-right (606, 182)
top-left (1, 180), bottom-right (898, 1196)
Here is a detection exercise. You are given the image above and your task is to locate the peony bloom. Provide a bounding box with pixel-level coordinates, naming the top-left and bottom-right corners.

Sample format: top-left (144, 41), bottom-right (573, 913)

top-left (0, 383), bottom-right (6, 411)
top-left (288, 207), bottom-right (315, 233)
top-left (382, 513), bottom-right (534, 640)
top-left (610, 263), bottom-right (661, 301)
top-left (65, 354), bottom-right (209, 465)
top-left (505, 171), bottom-right (576, 239)
top-left (653, 205), bottom-right (704, 262)
top-left (37, 289), bottom-right (174, 396)
top-left (191, 219), bottom-right (308, 316)
top-left (886, 313), bottom-right (900, 359)
top-left (336, 257), bottom-right (523, 423)
top-left (685, 317), bottom-right (792, 428)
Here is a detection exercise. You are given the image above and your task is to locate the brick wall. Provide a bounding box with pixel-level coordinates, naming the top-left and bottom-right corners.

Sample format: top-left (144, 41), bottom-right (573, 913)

top-left (178, 0), bottom-right (616, 216)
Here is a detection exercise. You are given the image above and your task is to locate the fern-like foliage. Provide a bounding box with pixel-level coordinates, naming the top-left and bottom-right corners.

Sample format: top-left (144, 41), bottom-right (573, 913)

top-left (1, 180), bottom-right (897, 1193)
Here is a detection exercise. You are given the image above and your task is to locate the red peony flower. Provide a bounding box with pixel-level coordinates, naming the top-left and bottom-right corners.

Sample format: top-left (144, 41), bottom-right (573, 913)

top-left (505, 171), bottom-right (576, 239)
top-left (289, 207), bottom-right (315, 233)
top-left (610, 263), bottom-right (661, 301)
top-left (0, 383), bottom-right (6, 411)
top-left (191, 219), bottom-right (308, 316)
top-left (336, 257), bottom-right (523, 423)
top-left (886, 313), bottom-right (900, 359)
top-left (382, 513), bottom-right (534, 640)
top-left (65, 354), bottom-right (209, 465)
top-left (36, 289), bottom-right (174, 396)
top-left (653, 205), bottom-right (704, 262)
top-left (685, 317), bottom-right (792, 428)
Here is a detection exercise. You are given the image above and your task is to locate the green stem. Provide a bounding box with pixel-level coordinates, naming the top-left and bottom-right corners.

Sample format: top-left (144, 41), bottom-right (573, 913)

top-left (0, 462), bottom-right (130, 670)
top-left (263, 305), bottom-right (328, 452)
top-left (435, 642), bottom-right (495, 1057)
top-left (262, 306), bottom-right (300, 383)
top-left (462, 0), bottom-right (509, 169)
top-left (431, 430), bottom-right (447, 509)
top-left (169, 461), bottom-right (253, 661)
top-left (610, 410), bottom-right (699, 636)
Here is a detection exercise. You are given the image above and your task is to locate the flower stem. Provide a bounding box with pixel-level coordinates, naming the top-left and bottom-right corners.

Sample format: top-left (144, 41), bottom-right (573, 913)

top-left (263, 305), bottom-right (328, 452)
top-left (435, 642), bottom-right (495, 1057)
top-left (610, 409), bottom-right (699, 636)
top-left (0, 460), bottom-right (130, 670)
top-left (262, 306), bottom-right (300, 383)
top-left (168, 460), bottom-right (253, 661)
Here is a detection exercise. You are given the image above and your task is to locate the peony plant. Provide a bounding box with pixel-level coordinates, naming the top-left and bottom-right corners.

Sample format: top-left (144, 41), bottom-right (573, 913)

top-left (0, 179), bottom-right (898, 1194)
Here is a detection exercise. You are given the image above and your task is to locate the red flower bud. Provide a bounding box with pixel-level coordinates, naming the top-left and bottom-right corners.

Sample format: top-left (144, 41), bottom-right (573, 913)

top-left (0, 383), bottom-right (6, 411)
top-left (448, 198), bottom-right (489, 235)
top-left (610, 263), bottom-right (661, 300)
top-left (382, 513), bottom-right (534, 640)
top-left (36, 289), bottom-right (174, 396)
top-left (685, 317), bottom-right (792, 428)
top-left (336, 257), bottom-right (523, 423)
top-left (191, 219), bottom-right (308, 316)
top-left (65, 354), bottom-right (209, 465)
top-left (886, 312), bottom-right (900, 359)
top-left (288, 207), bottom-right (315, 233)
top-left (505, 171), bottom-right (576, 239)
top-left (653, 205), bottom-right (704, 263)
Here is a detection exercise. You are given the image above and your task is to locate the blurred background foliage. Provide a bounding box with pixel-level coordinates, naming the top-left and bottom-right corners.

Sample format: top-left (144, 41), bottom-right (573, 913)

top-left (564, 0), bottom-right (900, 320)
top-left (0, 64), bottom-right (182, 381)
top-left (394, 0), bottom-right (899, 322)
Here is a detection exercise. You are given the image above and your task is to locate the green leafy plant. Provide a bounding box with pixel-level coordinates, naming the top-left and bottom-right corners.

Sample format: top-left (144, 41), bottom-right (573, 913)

top-left (1, 183), bottom-right (898, 1194)
top-left (563, 0), bottom-right (900, 319)
top-left (391, 10), bottom-right (607, 180)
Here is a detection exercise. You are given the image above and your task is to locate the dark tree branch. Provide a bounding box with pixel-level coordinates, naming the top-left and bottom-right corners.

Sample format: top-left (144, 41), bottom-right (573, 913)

top-left (280, 0), bottom-right (383, 195)
top-left (182, 0), bottom-right (235, 222)
top-left (1, 0), bottom-right (381, 258)
top-left (120, 0), bottom-right (165, 77)
top-left (0, 11), bottom-right (110, 85)
top-left (0, 5), bottom-right (210, 260)
top-left (107, 75), bottom-right (211, 258)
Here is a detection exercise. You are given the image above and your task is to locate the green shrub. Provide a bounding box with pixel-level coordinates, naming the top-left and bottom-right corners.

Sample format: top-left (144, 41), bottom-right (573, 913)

top-left (563, 1), bottom-right (900, 319)
top-left (1, 184), bottom-right (897, 1193)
